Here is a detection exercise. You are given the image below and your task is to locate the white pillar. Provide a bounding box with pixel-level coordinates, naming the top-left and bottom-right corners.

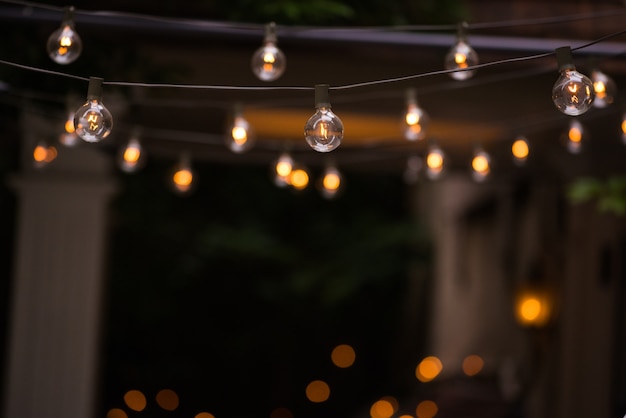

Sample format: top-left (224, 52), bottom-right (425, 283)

top-left (2, 111), bottom-right (116, 418)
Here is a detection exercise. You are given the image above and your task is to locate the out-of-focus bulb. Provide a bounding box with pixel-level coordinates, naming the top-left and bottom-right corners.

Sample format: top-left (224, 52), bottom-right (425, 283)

top-left (226, 104), bottom-right (255, 153)
top-left (273, 152), bottom-right (294, 187)
top-left (471, 147), bottom-right (491, 182)
top-left (512, 135), bottom-right (530, 165)
top-left (319, 164), bottom-right (343, 199)
top-left (445, 22), bottom-right (478, 80)
top-left (47, 6), bottom-right (82, 65)
top-left (403, 154), bottom-right (422, 184)
top-left (305, 84), bottom-right (344, 152)
top-left (251, 22), bottom-right (286, 82)
top-left (288, 165), bottom-right (309, 190)
top-left (33, 141), bottom-right (58, 168)
top-left (552, 47), bottom-right (595, 116)
top-left (591, 69), bottom-right (617, 108)
top-left (118, 130), bottom-right (145, 173)
top-left (74, 77), bottom-right (113, 143)
top-left (59, 110), bottom-right (79, 147)
top-left (404, 88), bottom-right (429, 141)
top-left (426, 144), bottom-right (445, 180)
top-left (170, 153), bottom-right (195, 195)
top-left (564, 120), bottom-right (584, 154)
top-left (621, 113), bottom-right (626, 145)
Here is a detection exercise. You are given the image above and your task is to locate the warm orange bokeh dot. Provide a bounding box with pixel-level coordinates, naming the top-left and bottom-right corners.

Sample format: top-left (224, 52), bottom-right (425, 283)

top-left (306, 380), bottom-right (330, 403)
top-left (270, 407), bottom-right (294, 418)
top-left (462, 354), bottom-right (484, 376)
top-left (331, 344), bottom-right (356, 368)
top-left (416, 400), bottom-right (438, 418)
top-left (106, 408), bottom-right (128, 418)
top-left (416, 356), bottom-right (443, 382)
top-left (124, 390), bottom-right (147, 412)
top-left (195, 413), bottom-right (215, 418)
top-left (370, 399), bottom-right (395, 418)
top-left (156, 389), bottom-right (179, 411)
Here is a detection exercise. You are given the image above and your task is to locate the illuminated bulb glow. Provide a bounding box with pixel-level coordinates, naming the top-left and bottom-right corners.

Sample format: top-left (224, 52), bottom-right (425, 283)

top-left (226, 108), bottom-right (254, 153)
top-left (425, 146), bottom-right (445, 179)
top-left (251, 22), bottom-right (286, 81)
top-left (552, 47), bottom-right (595, 116)
top-left (621, 114), bottom-right (626, 145)
top-left (565, 120), bottom-right (584, 154)
top-left (289, 168), bottom-right (309, 190)
top-left (47, 6), bottom-right (82, 64)
top-left (74, 77), bottom-right (113, 143)
top-left (512, 136), bottom-right (530, 164)
top-left (444, 23), bottom-right (478, 80)
top-left (320, 165), bottom-right (343, 199)
top-left (591, 69), bottom-right (616, 108)
top-left (471, 150), bottom-right (490, 181)
top-left (515, 290), bottom-right (551, 327)
top-left (171, 154), bottom-right (195, 194)
top-left (305, 84), bottom-right (344, 152)
top-left (403, 88), bottom-right (429, 141)
top-left (275, 153), bottom-right (293, 177)
top-left (33, 143), bottom-right (57, 167)
top-left (119, 136), bottom-right (145, 173)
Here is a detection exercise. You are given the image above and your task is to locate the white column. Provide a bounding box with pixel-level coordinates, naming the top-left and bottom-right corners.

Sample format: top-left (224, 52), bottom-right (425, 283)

top-left (2, 111), bottom-right (116, 418)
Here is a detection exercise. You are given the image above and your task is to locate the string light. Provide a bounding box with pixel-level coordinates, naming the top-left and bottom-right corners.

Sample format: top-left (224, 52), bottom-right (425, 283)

top-left (170, 152), bottom-right (195, 195)
top-left (403, 88), bottom-right (429, 141)
top-left (304, 84), bottom-right (344, 152)
top-left (444, 22), bottom-right (479, 81)
top-left (511, 135), bottom-right (530, 166)
top-left (251, 22), bottom-right (286, 82)
top-left (621, 113), bottom-right (626, 145)
top-left (319, 163), bottom-right (344, 199)
top-left (118, 129), bottom-right (145, 173)
top-left (47, 5), bottom-right (82, 65)
top-left (226, 103), bottom-right (254, 153)
top-left (471, 146), bottom-right (491, 182)
top-left (425, 143), bottom-right (445, 180)
top-left (74, 77), bottom-right (113, 142)
top-left (288, 165), bottom-right (310, 190)
top-left (273, 151), bottom-right (293, 187)
top-left (59, 109), bottom-right (79, 147)
top-left (590, 68), bottom-right (617, 108)
top-left (32, 140), bottom-right (57, 168)
top-left (552, 46), bottom-right (595, 116)
top-left (564, 119), bottom-right (584, 154)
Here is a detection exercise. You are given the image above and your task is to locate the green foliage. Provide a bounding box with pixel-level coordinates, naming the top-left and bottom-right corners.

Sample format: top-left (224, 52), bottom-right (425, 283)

top-left (567, 176), bottom-right (626, 215)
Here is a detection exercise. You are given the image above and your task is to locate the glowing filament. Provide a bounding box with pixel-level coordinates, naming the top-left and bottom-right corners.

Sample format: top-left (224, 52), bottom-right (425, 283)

top-left (60, 34), bottom-right (72, 47)
top-left (86, 112), bottom-right (100, 132)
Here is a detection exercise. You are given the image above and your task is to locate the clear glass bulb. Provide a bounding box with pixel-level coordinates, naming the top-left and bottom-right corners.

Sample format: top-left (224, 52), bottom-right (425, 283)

top-left (288, 165), bottom-right (309, 190)
top-left (47, 7), bottom-right (82, 65)
top-left (471, 148), bottom-right (491, 182)
top-left (319, 165), bottom-right (343, 199)
top-left (512, 135), bottom-right (530, 166)
top-left (591, 69), bottom-right (616, 108)
top-left (564, 120), bottom-right (584, 154)
top-left (251, 22), bottom-right (286, 82)
top-left (118, 136), bottom-right (145, 173)
top-left (170, 153), bottom-right (195, 195)
top-left (74, 77), bottom-right (113, 143)
top-left (552, 47), bottom-right (594, 116)
top-left (305, 85), bottom-right (343, 152)
top-left (226, 111), bottom-right (255, 153)
top-left (445, 24), bottom-right (478, 81)
top-left (425, 144), bottom-right (445, 180)
top-left (404, 89), bottom-right (429, 141)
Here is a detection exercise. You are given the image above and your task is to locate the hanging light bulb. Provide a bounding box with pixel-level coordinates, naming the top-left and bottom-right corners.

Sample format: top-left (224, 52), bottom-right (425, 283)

top-left (444, 22), bottom-right (479, 81)
top-left (47, 6), bottom-right (82, 65)
top-left (118, 129), bottom-right (146, 173)
top-left (226, 103), bottom-right (255, 153)
top-left (403, 154), bottom-right (422, 184)
top-left (403, 88), bottom-right (429, 141)
top-left (552, 47), bottom-right (595, 116)
top-left (170, 152), bottom-right (195, 195)
top-left (425, 143), bottom-right (445, 180)
top-left (471, 147), bottom-right (491, 182)
top-left (59, 109), bottom-right (79, 147)
top-left (32, 141), bottom-right (58, 169)
top-left (273, 152), bottom-right (294, 187)
top-left (288, 165), bottom-right (310, 190)
top-left (563, 119), bottom-right (584, 154)
top-left (319, 164), bottom-right (344, 199)
top-left (251, 22), bottom-right (286, 82)
top-left (621, 113), bottom-right (626, 145)
top-left (74, 77), bottom-right (113, 143)
top-left (590, 69), bottom-right (617, 108)
top-left (304, 84), bottom-right (344, 152)
top-left (512, 135), bottom-right (530, 166)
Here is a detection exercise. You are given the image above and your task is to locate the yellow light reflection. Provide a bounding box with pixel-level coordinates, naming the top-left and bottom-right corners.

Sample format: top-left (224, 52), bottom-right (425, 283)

top-left (106, 408), bottom-right (128, 418)
top-left (331, 344), bottom-right (356, 368)
top-left (124, 390), bottom-right (147, 412)
top-left (416, 356), bottom-right (443, 382)
top-left (370, 399), bottom-right (394, 418)
top-left (270, 407), bottom-right (294, 418)
top-left (462, 354), bottom-right (484, 376)
top-left (305, 380), bottom-right (330, 403)
top-left (156, 389), bottom-right (179, 411)
top-left (416, 400), bottom-right (438, 418)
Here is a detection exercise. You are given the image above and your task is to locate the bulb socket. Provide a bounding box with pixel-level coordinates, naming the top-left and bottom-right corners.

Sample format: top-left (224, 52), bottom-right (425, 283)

top-left (406, 87), bottom-right (417, 104)
top-left (556, 46), bottom-right (576, 72)
top-left (86, 77), bottom-right (104, 101)
top-left (456, 21), bottom-right (469, 40)
top-left (315, 84), bottom-right (331, 109)
top-left (62, 5), bottom-right (75, 26)
top-left (264, 22), bottom-right (277, 44)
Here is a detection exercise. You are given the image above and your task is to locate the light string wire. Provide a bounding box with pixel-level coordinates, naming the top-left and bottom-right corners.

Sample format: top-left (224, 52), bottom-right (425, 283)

top-left (1, 28), bottom-right (625, 93)
top-left (1, 0), bottom-right (626, 34)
